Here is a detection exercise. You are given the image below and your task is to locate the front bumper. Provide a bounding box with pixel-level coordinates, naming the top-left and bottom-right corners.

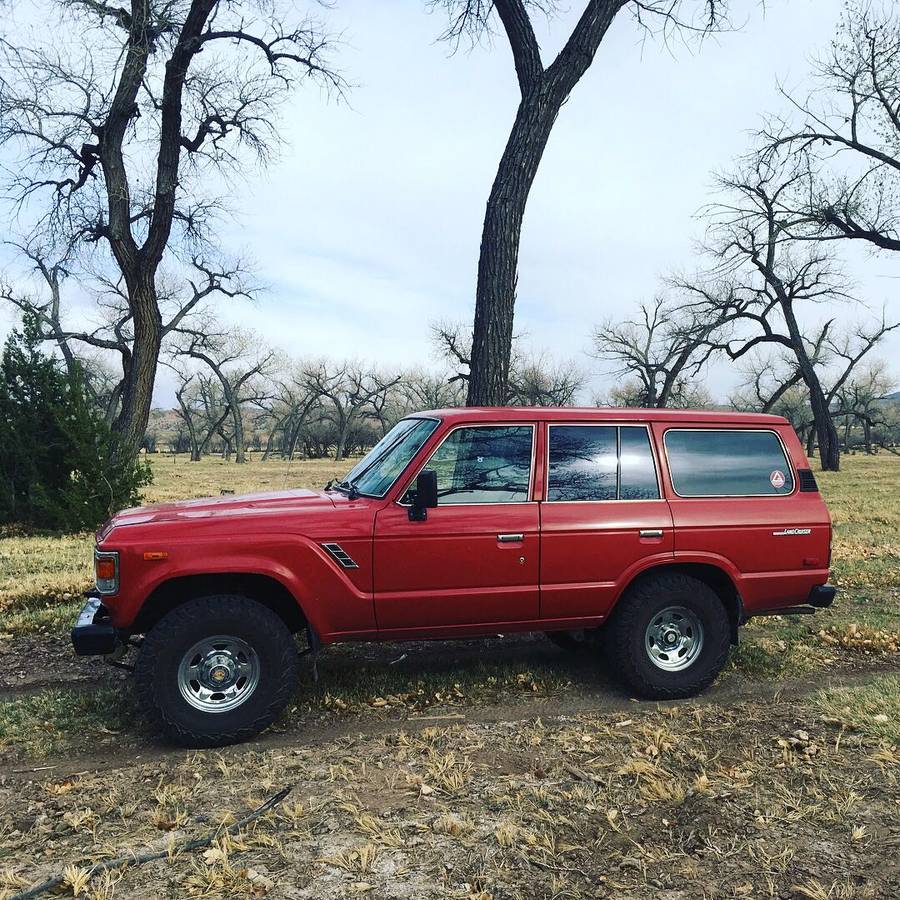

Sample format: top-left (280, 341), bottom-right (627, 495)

top-left (71, 594), bottom-right (122, 656)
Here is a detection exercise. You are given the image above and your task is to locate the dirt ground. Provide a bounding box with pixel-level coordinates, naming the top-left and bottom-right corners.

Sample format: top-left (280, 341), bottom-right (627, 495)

top-left (2, 684), bottom-right (899, 899)
top-left (1, 632), bottom-right (899, 900)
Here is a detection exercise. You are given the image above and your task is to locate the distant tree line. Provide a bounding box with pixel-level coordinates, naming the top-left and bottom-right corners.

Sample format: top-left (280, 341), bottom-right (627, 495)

top-left (144, 321), bottom-right (587, 462)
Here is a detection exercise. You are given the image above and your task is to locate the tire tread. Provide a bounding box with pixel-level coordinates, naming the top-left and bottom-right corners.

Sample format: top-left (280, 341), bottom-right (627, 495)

top-left (605, 572), bottom-right (730, 700)
top-left (134, 594), bottom-right (299, 748)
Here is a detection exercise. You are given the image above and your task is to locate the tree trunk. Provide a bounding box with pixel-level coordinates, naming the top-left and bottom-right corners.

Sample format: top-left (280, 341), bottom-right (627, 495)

top-left (467, 94), bottom-right (560, 407)
top-left (808, 378), bottom-right (840, 471)
top-left (232, 406), bottom-right (246, 464)
top-left (465, 1), bottom-right (622, 406)
top-left (780, 299), bottom-right (839, 471)
top-left (112, 277), bottom-right (162, 459)
top-left (335, 426), bottom-right (348, 461)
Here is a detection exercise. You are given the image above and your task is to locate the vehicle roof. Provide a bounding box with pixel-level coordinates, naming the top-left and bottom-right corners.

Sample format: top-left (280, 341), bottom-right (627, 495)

top-left (412, 407), bottom-right (790, 426)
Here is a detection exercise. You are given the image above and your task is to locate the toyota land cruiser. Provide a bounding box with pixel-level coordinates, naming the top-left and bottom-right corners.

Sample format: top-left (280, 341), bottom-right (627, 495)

top-left (72, 408), bottom-right (835, 747)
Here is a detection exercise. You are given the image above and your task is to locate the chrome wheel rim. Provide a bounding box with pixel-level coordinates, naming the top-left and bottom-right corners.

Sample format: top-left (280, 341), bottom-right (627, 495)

top-left (644, 606), bottom-right (704, 672)
top-left (177, 635), bottom-right (260, 713)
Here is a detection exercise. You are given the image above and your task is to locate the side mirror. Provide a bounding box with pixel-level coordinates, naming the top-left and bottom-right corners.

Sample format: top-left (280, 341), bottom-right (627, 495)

top-left (409, 469), bottom-right (438, 521)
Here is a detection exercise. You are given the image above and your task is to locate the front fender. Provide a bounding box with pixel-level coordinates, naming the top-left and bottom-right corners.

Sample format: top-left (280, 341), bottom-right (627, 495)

top-left (102, 533), bottom-right (375, 638)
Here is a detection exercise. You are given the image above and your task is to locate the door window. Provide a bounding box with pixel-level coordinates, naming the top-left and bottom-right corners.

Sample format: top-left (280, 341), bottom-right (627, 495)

top-left (664, 429), bottom-right (794, 496)
top-left (547, 425), bottom-right (660, 501)
top-left (620, 426), bottom-right (661, 499)
top-left (415, 425), bottom-right (534, 504)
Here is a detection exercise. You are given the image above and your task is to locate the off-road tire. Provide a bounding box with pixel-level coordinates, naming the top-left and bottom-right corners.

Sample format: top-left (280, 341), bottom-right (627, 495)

top-left (135, 594), bottom-right (299, 748)
top-left (603, 572), bottom-right (731, 700)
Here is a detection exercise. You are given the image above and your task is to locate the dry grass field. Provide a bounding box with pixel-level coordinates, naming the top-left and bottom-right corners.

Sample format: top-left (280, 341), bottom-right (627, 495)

top-left (0, 452), bottom-right (898, 899)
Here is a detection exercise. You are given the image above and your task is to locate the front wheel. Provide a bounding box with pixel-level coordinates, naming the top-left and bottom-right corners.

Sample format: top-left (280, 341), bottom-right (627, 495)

top-left (603, 573), bottom-right (731, 700)
top-left (135, 594), bottom-right (300, 747)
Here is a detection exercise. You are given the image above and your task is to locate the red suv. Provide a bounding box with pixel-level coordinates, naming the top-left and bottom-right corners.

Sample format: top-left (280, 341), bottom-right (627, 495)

top-left (73, 408), bottom-right (835, 746)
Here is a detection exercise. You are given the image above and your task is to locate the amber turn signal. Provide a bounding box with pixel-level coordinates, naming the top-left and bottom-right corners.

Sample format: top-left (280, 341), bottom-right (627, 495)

top-left (143, 551), bottom-right (169, 561)
top-left (95, 557), bottom-right (117, 580)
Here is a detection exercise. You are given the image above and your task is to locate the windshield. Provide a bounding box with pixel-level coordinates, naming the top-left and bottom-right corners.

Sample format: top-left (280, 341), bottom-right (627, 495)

top-left (341, 417), bottom-right (440, 498)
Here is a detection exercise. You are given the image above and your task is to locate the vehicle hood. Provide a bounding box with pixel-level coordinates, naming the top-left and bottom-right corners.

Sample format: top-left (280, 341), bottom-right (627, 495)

top-left (98, 488), bottom-right (336, 537)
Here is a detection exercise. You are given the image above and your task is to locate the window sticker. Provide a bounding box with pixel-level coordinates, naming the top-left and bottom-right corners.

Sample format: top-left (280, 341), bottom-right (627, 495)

top-left (769, 470), bottom-right (786, 489)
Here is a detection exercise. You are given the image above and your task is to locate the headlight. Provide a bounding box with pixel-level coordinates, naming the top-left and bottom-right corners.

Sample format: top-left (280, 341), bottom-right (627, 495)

top-left (94, 549), bottom-right (119, 595)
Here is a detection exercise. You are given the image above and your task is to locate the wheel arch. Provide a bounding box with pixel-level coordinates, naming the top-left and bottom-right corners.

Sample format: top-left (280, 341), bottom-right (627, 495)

top-left (613, 562), bottom-right (743, 643)
top-left (131, 572), bottom-right (308, 635)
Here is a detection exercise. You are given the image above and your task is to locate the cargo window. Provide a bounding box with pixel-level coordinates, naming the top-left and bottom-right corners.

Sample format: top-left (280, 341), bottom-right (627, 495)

top-left (664, 429), bottom-right (794, 497)
top-left (422, 425), bottom-right (534, 504)
top-left (547, 425), bottom-right (660, 502)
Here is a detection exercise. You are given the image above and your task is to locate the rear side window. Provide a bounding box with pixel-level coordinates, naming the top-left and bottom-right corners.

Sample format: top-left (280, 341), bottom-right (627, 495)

top-left (664, 429), bottom-right (794, 497)
top-left (547, 425), bottom-right (659, 501)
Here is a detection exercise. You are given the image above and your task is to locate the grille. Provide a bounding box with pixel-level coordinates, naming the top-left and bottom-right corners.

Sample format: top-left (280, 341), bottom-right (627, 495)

top-left (797, 468), bottom-right (819, 492)
top-left (322, 543), bottom-right (359, 569)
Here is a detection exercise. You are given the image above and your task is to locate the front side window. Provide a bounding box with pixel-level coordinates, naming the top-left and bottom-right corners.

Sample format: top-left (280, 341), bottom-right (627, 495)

top-left (547, 425), bottom-right (659, 501)
top-left (418, 425), bottom-right (534, 504)
top-left (664, 429), bottom-right (794, 497)
top-left (342, 417), bottom-right (439, 497)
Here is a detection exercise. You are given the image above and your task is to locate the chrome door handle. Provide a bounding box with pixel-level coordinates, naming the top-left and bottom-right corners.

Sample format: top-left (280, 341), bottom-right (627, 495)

top-left (497, 533), bottom-right (524, 543)
top-left (640, 529), bottom-right (663, 538)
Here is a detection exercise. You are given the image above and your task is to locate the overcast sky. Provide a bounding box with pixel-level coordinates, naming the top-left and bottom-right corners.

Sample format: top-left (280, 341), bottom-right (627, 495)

top-left (1, 0), bottom-right (898, 405)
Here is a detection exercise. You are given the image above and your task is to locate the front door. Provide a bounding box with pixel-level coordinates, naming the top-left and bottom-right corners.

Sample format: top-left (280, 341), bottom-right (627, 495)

top-left (373, 424), bottom-right (539, 630)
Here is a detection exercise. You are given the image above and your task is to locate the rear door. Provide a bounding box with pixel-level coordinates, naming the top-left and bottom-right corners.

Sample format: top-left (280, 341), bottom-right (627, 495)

top-left (539, 423), bottom-right (674, 620)
top-left (658, 425), bottom-right (832, 611)
top-left (373, 423), bottom-right (540, 630)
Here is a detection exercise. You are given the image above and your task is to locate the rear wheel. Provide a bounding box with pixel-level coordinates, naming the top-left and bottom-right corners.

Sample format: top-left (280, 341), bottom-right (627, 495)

top-left (603, 572), bottom-right (731, 699)
top-left (135, 594), bottom-right (299, 747)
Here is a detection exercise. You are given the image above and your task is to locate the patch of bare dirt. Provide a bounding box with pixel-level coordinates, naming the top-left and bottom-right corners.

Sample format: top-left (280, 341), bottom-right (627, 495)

top-left (1, 696), bottom-right (899, 899)
top-left (0, 633), bottom-right (124, 696)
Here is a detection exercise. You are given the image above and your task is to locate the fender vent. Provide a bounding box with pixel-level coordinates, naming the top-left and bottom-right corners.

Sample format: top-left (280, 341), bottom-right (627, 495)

top-left (797, 468), bottom-right (819, 492)
top-left (322, 542), bottom-right (359, 569)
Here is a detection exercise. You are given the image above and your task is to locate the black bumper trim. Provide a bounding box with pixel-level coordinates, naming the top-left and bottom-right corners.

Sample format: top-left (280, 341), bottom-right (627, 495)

top-left (808, 584), bottom-right (837, 609)
top-left (745, 585), bottom-right (837, 621)
top-left (71, 597), bottom-right (121, 656)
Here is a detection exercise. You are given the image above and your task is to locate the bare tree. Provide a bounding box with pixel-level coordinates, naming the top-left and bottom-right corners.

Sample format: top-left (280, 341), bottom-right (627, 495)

top-left (592, 295), bottom-right (720, 407)
top-left (833, 360), bottom-right (897, 454)
top-left (2, 240), bottom-right (253, 425)
top-left (430, 0), bottom-right (735, 406)
top-left (166, 363), bottom-right (233, 461)
top-left (761, 2), bottom-right (900, 254)
top-left (173, 326), bottom-right (274, 463)
top-left (255, 361), bottom-right (321, 461)
top-left (432, 319), bottom-right (582, 405)
top-left (729, 348), bottom-right (806, 414)
top-left (601, 378), bottom-right (712, 409)
top-left (677, 155), bottom-right (868, 470)
top-left (507, 350), bottom-right (584, 405)
top-left (303, 362), bottom-right (402, 460)
top-left (399, 368), bottom-right (466, 412)
top-left (0, 1), bottom-right (341, 458)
